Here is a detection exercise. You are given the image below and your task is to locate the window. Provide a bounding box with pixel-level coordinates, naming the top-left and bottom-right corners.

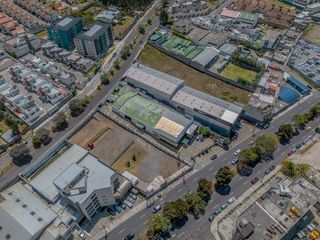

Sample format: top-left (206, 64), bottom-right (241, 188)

top-left (8, 192), bottom-right (12, 196)
top-left (0, 225), bottom-right (2, 231)
top-left (30, 211), bottom-right (35, 216)
top-left (37, 217), bottom-right (43, 222)
top-left (6, 234), bottom-right (11, 239)
top-left (22, 204), bottom-right (27, 208)
top-left (15, 198), bottom-right (20, 203)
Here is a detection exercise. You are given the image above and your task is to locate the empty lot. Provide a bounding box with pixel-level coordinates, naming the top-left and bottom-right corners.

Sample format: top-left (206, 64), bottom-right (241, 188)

top-left (138, 45), bottom-right (251, 105)
top-left (69, 112), bottom-right (184, 184)
top-left (303, 24), bottom-right (320, 46)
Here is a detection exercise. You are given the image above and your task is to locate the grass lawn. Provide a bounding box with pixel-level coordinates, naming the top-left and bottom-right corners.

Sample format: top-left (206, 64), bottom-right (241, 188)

top-left (303, 24), bottom-right (320, 46)
top-left (113, 17), bottom-right (134, 39)
top-left (138, 45), bottom-right (251, 105)
top-left (36, 31), bottom-right (48, 40)
top-left (0, 121), bottom-right (10, 135)
top-left (220, 64), bottom-right (257, 83)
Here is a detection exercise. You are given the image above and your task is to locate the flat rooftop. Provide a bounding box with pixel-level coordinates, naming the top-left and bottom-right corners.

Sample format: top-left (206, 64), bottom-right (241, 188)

top-left (238, 177), bottom-right (320, 240)
top-left (171, 86), bottom-right (243, 125)
top-left (126, 62), bottom-right (184, 97)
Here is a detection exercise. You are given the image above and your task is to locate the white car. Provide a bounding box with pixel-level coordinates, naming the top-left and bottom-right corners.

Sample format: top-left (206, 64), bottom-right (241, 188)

top-left (227, 197), bottom-right (236, 205)
top-left (234, 149), bottom-right (241, 156)
top-left (231, 159), bottom-right (238, 165)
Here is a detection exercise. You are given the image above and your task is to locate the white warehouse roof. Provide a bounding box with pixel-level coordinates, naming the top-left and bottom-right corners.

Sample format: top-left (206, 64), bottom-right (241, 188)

top-left (192, 47), bottom-right (220, 67)
top-left (0, 182), bottom-right (57, 240)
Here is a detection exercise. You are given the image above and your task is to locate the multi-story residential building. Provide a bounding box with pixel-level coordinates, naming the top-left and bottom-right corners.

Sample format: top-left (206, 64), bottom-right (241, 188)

top-left (0, 0), bottom-right (44, 29)
top-left (0, 12), bottom-right (25, 36)
top-left (4, 34), bottom-right (41, 57)
top-left (47, 16), bottom-right (84, 50)
top-left (168, 0), bottom-right (210, 21)
top-left (173, 19), bottom-right (193, 34)
top-left (74, 23), bottom-right (113, 59)
top-left (14, 0), bottom-right (60, 23)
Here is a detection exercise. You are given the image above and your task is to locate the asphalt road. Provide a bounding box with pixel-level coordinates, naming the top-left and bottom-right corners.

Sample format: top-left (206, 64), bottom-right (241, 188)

top-left (0, 4), bottom-right (161, 190)
top-left (106, 92), bottom-right (320, 240)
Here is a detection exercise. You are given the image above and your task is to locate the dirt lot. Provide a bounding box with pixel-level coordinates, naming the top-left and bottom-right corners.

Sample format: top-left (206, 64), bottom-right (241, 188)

top-left (112, 138), bottom-right (184, 183)
top-left (70, 112), bottom-right (184, 184)
top-left (303, 24), bottom-right (320, 46)
top-left (138, 45), bottom-right (251, 105)
top-left (186, 27), bottom-right (210, 42)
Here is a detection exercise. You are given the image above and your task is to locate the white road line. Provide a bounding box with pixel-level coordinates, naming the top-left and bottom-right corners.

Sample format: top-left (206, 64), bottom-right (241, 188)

top-left (222, 157), bottom-right (228, 162)
top-left (257, 170), bottom-right (262, 174)
top-left (119, 228), bottom-right (126, 234)
top-left (196, 217), bottom-right (202, 222)
top-left (171, 234), bottom-right (176, 238)
top-left (177, 188), bottom-right (183, 193)
top-left (209, 166), bottom-right (214, 171)
top-left (239, 176), bottom-right (243, 180)
top-left (281, 152), bottom-right (285, 156)
top-left (244, 180), bottom-right (248, 185)
top-left (139, 213), bottom-right (146, 219)
top-left (143, 220), bottom-right (148, 225)
top-left (177, 232), bottom-right (185, 238)
top-left (192, 177), bottom-right (199, 182)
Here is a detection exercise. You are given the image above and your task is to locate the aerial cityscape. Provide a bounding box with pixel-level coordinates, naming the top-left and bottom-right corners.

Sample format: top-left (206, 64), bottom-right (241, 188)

top-left (0, 0), bottom-right (319, 239)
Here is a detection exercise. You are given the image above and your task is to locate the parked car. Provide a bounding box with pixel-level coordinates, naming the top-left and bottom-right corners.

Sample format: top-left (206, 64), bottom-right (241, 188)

top-left (152, 205), bottom-right (161, 214)
top-left (234, 149), bottom-right (241, 156)
top-left (208, 214), bottom-right (215, 222)
top-left (210, 154), bottom-right (217, 160)
top-left (129, 192), bottom-right (137, 200)
top-left (248, 141), bottom-right (254, 146)
top-left (127, 196), bottom-right (135, 204)
top-left (124, 200), bottom-right (133, 208)
top-left (227, 197), bottom-right (236, 204)
top-left (221, 203), bottom-right (228, 210)
top-left (264, 169), bottom-right (270, 175)
top-left (213, 207), bottom-right (222, 215)
top-left (269, 165), bottom-right (276, 171)
top-left (288, 149), bottom-right (295, 156)
top-left (120, 204), bottom-right (127, 210)
top-left (296, 143), bottom-right (302, 149)
top-left (251, 177), bottom-right (259, 184)
top-left (123, 232), bottom-right (135, 240)
top-left (113, 205), bottom-right (121, 213)
top-left (306, 125), bottom-right (312, 131)
top-left (231, 159), bottom-right (239, 165)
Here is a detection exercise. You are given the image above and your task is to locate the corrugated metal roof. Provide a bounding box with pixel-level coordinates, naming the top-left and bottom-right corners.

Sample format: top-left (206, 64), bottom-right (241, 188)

top-left (192, 47), bottom-right (220, 67)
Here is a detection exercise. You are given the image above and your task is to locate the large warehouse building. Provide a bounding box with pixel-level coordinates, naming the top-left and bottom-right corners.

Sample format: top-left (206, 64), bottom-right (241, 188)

top-left (171, 86), bottom-right (243, 136)
top-left (126, 62), bottom-right (184, 103)
top-left (111, 84), bottom-right (193, 147)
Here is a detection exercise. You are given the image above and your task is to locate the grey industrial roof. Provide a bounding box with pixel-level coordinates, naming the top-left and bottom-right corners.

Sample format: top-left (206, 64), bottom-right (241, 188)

top-left (219, 43), bottom-right (238, 56)
top-left (76, 23), bottom-right (111, 41)
top-left (192, 47), bottom-right (220, 67)
top-left (52, 16), bottom-right (82, 30)
top-left (0, 182), bottom-right (57, 240)
top-left (126, 62), bottom-right (184, 96)
top-left (63, 154), bottom-right (116, 205)
top-left (172, 86), bottom-right (243, 125)
top-left (30, 145), bottom-right (88, 202)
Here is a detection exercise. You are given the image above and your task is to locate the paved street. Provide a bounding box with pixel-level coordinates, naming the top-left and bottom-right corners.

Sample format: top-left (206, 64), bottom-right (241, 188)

top-left (105, 92), bottom-right (320, 240)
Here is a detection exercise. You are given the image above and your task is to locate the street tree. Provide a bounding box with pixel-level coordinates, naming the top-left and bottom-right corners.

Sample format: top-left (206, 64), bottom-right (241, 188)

top-left (69, 99), bottom-right (84, 117)
top-left (138, 24), bottom-right (146, 34)
top-left (100, 73), bottom-right (110, 85)
top-left (278, 124), bottom-right (294, 142)
top-left (32, 128), bottom-right (50, 148)
top-left (199, 127), bottom-right (210, 137)
top-left (147, 214), bottom-right (171, 237)
top-left (238, 148), bottom-right (259, 166)
top-left (10, 143), bottom-right (30, 162)
top-left (52, 112), bottom-right (68, 132)
top-left (215, 166), bottom-right (234, 187)
top-left (255, 133), bottom-right (279, 156)
top-left (4, 113), bottom-right (20, 134)
top-left (163, 199), bottom-right (188, 223)
top-left (197, 178), bottom-right (213, 202)
top-left (185, 191), bottom-right (205, 216)
top-left (281, 159), bottom-right (297, 178)
top-left (292, 114), bottom-right (307, 129)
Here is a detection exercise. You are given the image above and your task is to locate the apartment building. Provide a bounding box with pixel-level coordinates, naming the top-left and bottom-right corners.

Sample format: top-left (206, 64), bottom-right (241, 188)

top-left (74, 23), bottom-right (114, 59)
top-left (168, 0), bottom-right (210, 21)
top-left (4, 34), bottom-right (41, 57)
top-left (47, 16), bottom-right (84, 50)
top-left (0, 0), bottom-right (44, 29)
top-left (14, 0), bottom-right (60, 23)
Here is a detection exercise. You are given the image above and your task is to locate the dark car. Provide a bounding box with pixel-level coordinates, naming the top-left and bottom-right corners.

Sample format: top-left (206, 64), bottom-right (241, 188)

top-left (269, 165), bottom-right (276, 171)
top-left (213, 207), bottom-right (222, 215)
top-left (107, 208), bottom-right (116, 216)
top-left (296, 143), bottom-right (302, 149)
top-left (123, 232), bottom-right (135, 240)
top-left (210, 154), bottom-right (217, 160)
top-left (251, 177), bottom-right (259, 184)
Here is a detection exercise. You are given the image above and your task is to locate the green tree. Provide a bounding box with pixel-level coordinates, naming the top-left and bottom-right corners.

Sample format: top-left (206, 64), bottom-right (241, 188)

top-left (69, 99), bottom-right (84, 117)
top-left (293, 114), bottom-right (307, 129)
top-left (32, 128), bottom-right (50, 148)
top-left (278, 124), bottom-right (294, 142)
top-left (185, 191), bottom-right (205, 216)
top-left (255, 133), bottom-right (279, 156)
top-left (100, 73), bottom-right (110, 85)
top-left (4, 113), bottom-right (20, 134)
top-left (138, 24), bottom-right (146, 34)
top-left (163, 199), bottom-right (188, 223)
top-left (215, 166), bottom-right (234, 187)
top-left (10, 144), bottom-right (30, 162)
top-left (281, 159), bottom-right (297, 178)
top-left (160, 7), bottom-right (169, 25)
top-left (32, 135), bottom-right (42, 148)
top-left (199, 127), bottom-right (211, 137)
top-left (147, 214), bottom-right (171, 237)
top-left (238, 148), bottom-right (259, 166)
top-left (197, 178), bottom-right (213, 202)
top-left (52, 112), bottom-right (68, 132)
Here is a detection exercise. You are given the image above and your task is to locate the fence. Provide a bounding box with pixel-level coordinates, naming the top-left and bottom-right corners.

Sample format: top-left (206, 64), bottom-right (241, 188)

top-left (148, 42), bottom-right (256, 93)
